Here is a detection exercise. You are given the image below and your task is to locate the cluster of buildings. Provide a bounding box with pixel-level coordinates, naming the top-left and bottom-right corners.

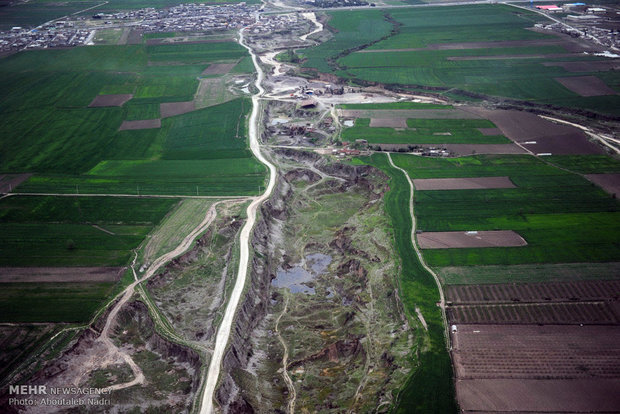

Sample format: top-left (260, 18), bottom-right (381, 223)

top-left (0, 24), bottom-right (93, 52)
top-left (535, 3), bottom-right (620, 49)
top-left (249, 13), bottom-right (299, 35)
top-left (130, 3), bottom-right (258, 33)
top-left (0, 3), bottom-right (260, 52)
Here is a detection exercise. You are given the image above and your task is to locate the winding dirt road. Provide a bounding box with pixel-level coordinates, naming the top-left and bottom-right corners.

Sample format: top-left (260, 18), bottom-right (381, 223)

top-left (199, 22), bottom-right (278, 414)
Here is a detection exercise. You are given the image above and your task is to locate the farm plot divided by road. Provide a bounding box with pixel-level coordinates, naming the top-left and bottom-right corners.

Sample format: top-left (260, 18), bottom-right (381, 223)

top-left (302, 4), bottom-right (620, 116)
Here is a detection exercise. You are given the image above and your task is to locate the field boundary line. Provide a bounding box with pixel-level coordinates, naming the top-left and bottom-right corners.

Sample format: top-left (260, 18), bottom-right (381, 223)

top-left (6, 192), bottom-right (250, 199)
top-left (386, 152), bottom-right (450, 348)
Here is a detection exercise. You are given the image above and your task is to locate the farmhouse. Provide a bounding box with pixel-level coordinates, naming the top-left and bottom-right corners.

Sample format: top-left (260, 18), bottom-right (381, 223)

top-left (536, 4), bottom-right (563, 12)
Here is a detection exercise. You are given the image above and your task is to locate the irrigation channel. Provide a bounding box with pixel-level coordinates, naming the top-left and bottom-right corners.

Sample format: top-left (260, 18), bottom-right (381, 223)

top-left (198, 17), bottom-right (278, 414)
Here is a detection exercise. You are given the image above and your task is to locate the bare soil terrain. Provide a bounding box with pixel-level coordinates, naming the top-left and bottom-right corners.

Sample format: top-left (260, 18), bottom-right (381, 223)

top-left (146, 38), bottom-right (232, 45)
top-left (446, 279), bottom-right (620, 304)
top-left (118, 119), bottom-right (161, 130)
top-left (339, 108), bottom-right (480, 119)
top-left (160, 101), bottom-right (195, 118)
top-left (457, 378), bottom-right (620, 412)
top-left (358, 39), bottom-right (567, 53)
top-left (88, 94), bottom-right (133, 107)
top-left (413, 176), bottom-right (515, 190)
top-left (543, 60), bottom-right (620, 72)
top-left (201, 62), bottom-right (237, 75)
top-left (463, 108), bottom-right (605, 154)
top-left (447, 53), bottom-right (576, 61)
top-left (448, 302), bottom-right (618, 325)
top-left (417, 230), bottom-right (527, 249)
top-left (370, 118), bottom-right (408, 128)
top-left (453, 324), bottom-right (620, 378)
top-left (477, 128), bottom-right (502, 136)
top-left (586, 173), bottom-right (620, 196)
top-left (0, 173), bottom-right (32, 193)
top-left (555, 75), bottom-right (618, 97)
top-left (0, 267), bottom-right (123, 283)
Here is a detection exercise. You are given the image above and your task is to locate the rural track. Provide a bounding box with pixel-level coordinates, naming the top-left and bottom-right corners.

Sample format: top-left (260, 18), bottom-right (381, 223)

top-left (275, 294), bottom-right (296, 414)
top-left (199, 9), bottom-right (326, 413)
top-left (386, 153), bottom-right (450, 347)
top-left (198, 18), bottom-right (278, 414)
top-left (87, 201), bottom-right (225, 391)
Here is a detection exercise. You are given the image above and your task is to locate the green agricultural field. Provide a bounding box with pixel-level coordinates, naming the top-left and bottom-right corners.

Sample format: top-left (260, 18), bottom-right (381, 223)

top-left (0, 196), bottom-right (177, 266)
top-left (0, 40), bottom-right (265, 196)
top-left (0, 0), bottom-right (260, 29)
top-left (356, 153), bottom-right (457, 413)
top-left (390, 153), bottom-right (620, 266)
top-left (342, 118), bottom-right (509, 144)
top-left (300, 9), bottom-right (393, 73)
top-left (438, 262), bottom-right (620, 285)
top-left (302, 4), bottom-right (620, 115)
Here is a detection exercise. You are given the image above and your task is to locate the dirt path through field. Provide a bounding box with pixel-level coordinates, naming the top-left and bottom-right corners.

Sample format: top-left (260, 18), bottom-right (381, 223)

top-left (199, 20), bottom-right (278, 414)
top-left (386, 153), bottom-right (449, 346)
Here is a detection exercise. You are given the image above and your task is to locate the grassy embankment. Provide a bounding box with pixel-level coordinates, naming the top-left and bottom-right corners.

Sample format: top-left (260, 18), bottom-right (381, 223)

top-left (356, 153), bottom-right (457, 414)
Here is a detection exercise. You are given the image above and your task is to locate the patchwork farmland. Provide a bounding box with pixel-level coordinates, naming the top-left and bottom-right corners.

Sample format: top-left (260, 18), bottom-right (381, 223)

top-left (0, 29), bottom-right (264, 396)
top-left (302, 4), bottom-right (620, 116)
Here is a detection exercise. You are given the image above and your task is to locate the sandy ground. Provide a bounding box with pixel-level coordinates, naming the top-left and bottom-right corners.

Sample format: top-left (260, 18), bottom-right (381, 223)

top-left (417, 230), bottom-right (527, 249)
top-left (370, 118), bottom-right (408, 128)
top-left (555, 75), bottom-right (618, 97)
top-left (0, 267), bottom-right (123, 283)
top-left (119, 119), bottom-right (161, 130)
top-left (462, 108), bottom-right (604, 155)
top-left (413, 176), bottom-right (515, 191)
top-left (585, 173), bottom-right (620, 196)
top-left (160, 101), bottom-right (195, 118)
top-left (88, 94), bottom-right (133, 107)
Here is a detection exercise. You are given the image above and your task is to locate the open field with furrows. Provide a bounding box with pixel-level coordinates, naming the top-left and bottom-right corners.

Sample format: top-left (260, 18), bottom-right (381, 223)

top-left (438, 262), bottom-right (620, 285)
top-left (302, 5), bottom-right (620, 115)
top-left (342, 118), bottom-right (510, 145)
top-left (448, 302), bottom-right (618, 325)
top-left (0, 42), bottom-right (265, 196)
top-left (390, 153), bottom-right (620, 266)
top-left (446, 279), bottom-right (620, 304)
top-left (452, 324), bottom-right (620, 412)
top-left (356, 153), bottom-right (456, 413)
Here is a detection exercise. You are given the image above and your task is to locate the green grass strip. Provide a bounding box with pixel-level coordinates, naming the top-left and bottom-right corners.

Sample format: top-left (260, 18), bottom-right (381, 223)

top-left (358, 153), bottom-right (457, 413)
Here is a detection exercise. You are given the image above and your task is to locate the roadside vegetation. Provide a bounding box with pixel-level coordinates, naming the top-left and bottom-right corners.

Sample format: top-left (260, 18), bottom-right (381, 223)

top-left (356, 153), bottom-right (457, 414)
